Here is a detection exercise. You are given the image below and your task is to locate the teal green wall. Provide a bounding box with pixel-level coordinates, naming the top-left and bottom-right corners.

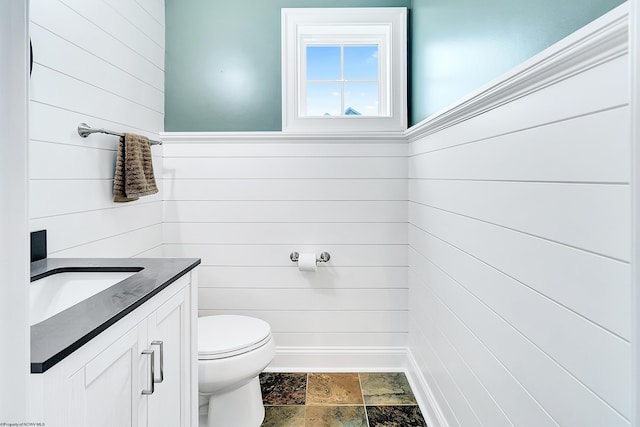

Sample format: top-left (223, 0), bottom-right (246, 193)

top-left (165, 0), bottom-right (410, 132)
top-left (410, 0), bottom-right (626, 125)
top-left (166, 0), bottom-right (625, 131)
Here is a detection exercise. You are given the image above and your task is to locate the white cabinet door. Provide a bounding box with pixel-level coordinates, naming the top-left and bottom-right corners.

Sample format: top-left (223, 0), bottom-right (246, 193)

top-left (146, 288), bottom-right (189, 427)
top-left (70, 328), bottom-right (141, 427)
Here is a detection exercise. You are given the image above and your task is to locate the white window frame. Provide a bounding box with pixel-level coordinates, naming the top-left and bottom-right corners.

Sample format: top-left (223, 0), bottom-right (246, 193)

top-left (281, 8), bottom-right (407, 133)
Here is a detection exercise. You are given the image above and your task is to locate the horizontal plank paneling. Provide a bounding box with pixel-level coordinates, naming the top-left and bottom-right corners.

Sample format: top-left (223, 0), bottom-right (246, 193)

top-left (409, 107), bottom-right (630, 183)
top-left (163, 142), bottom-right (406, 157)
top-left (134, 0), bottom-right (164, 31)
top-left (29, 0), bottom-right (164, 260)
top-left (409, 257), bottom-right (629, 426)
top-left (57, 0), bottom-right (164, 67)
top-left (103, 0), bottom-right (164, 48)
top-left (196, 266), bottom-right (407, 288)
top-left (408, 204), bottom-right (630, 338)
top-left (409, 180), bottom-right (630, 261)
top-left (29, 102), bottom-right (163, 148)
top-left (163, 201), bottom-right (407, 223)
top-left (30, 179), bottom-right (163, 219)
top-left (164, 135), bottom-right (408, 351)
top-left (161, 244), bottom-right (407, 267)
top-left (30, 140), bottom-right (162, 181)
top-left (163, 157), bottom-right (407, 179)
top-left (31, 65), bottom-right (162, 133)
top-left (407, 316), bottom-right (482, 427)
top-left (410, 307), bottom-right (512, 427)
top-left (135, 245), bottom-right (164, 258)
top-left (30, 141), bottom-right (116, 180)
top-left (270, 333), bottom-right (407, 348)
top-left (164, 223), bottom-right (407, 245)
top-left (198, 288), bottom-right (407, 311)
top-left (407, 327), bottom-right (463, 427)
top-left (32, 202), bottom-right (162, 253)
top-left (50, 224), bottom-right (162, 258)
top-left (410, 229), bottom-right (630, 413)
top-left (198, 310), bottom-right (407, 333)
top-left (408, 283), bottom-right (558, 427)
top-left (163, 178), bottom-right (408, 201)
top-left (30, 0), bottom-right (163, 90)
top-left (34, 172), bottom-right (163, 217)
top-left (30, 23), bottom-right (163, 112)
top-left (407, 15), bottom-right (631, 427)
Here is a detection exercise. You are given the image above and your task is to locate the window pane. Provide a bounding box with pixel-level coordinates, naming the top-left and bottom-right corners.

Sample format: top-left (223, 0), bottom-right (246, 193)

top-left (344, 82), bottom-right (378, 116)
top-left (307, 82), bottom-right (342, 116)
top-left (307, 46), bottom-right (341, 80)
top-left (344, 45), bottom-right (378, 80)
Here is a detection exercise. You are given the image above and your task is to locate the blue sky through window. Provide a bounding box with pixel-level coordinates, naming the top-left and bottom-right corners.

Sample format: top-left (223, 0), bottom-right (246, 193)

top-left (306, 46), bottom-right (340, 80)
top-left (344, 46), bottom-right (378, 80)
top-left (306, 45), bottom-right (379, 116)
top-left (345, 82), bottom-right (378, 116)
top-left (307, 82), bottom-right (341, 116)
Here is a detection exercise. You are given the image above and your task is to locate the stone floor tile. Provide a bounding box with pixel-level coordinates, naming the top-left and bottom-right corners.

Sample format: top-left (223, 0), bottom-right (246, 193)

top-left (366, 405), bottom-right (428, 427)
top-left (261, 405), bottom-right (306, 427)
top-left (307, 373), bottom-right (364, 405)
top-left (261, 372), bottom-right (307, 405)
top-left (360, 372), bottom-right (417, 405)
top-left (305, 405), bottom-right (367, 427)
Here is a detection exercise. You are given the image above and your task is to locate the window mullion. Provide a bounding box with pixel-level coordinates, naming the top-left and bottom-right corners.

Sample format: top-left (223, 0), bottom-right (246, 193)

top-left (340, 45), bottom-right (345, 116)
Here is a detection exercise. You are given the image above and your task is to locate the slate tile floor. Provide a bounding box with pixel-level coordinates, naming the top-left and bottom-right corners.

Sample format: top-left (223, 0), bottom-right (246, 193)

top-left (259, 372), bottom-right (428, 427)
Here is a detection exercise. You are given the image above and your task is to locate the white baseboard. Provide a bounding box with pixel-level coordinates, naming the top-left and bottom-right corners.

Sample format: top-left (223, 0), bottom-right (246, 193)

top-left (405, 349), bottom-right (450, 427)
top-left (266, 346), bottom-right (449, 427)
top-left (267, 346), bottom-right (409, 373)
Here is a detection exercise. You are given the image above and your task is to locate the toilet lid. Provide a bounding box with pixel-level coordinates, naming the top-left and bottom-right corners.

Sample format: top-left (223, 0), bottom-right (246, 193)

top-left (198, 315), bottom-right (272, 359)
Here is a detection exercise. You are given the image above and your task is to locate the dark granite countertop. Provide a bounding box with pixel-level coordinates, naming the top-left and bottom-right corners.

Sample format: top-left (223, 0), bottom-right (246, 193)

top-left (30, 257), bottom-right (201, 373)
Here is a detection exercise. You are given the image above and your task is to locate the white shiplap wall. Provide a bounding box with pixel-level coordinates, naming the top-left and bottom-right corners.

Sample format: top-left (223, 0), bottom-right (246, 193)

top-left (159, 137), bottom-right (409, 352)
top-left (29, 0), bottom-right (165, 257)
top-left (407, 7), bottom-right (632, 427)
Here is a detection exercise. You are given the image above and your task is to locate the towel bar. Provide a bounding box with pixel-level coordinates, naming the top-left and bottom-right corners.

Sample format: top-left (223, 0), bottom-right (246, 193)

top-left (77, 123), bottom-right (162, 146)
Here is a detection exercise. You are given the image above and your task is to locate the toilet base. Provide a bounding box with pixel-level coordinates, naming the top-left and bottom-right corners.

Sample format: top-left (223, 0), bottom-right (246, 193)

top-left (200, 377), bottom-right (265, 427)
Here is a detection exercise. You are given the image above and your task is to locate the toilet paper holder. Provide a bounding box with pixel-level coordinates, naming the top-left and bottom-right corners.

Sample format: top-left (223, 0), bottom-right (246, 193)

top-left (290, 251), bottom-right (331, 263)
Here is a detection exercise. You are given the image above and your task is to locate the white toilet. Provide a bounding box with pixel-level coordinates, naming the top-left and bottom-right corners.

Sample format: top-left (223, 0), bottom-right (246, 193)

top-left (198, 315), bottom-right (275, 427)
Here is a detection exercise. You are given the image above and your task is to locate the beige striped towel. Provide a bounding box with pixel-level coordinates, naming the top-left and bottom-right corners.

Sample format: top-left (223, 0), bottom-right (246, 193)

top-left (113, 133), bottom-right (158, 203)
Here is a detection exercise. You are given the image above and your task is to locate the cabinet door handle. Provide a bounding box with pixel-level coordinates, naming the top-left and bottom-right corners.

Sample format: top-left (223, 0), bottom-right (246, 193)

top-left (141, 349), bottom-right (155, 395)
top-left (151, 340), bottom-right (164, 383)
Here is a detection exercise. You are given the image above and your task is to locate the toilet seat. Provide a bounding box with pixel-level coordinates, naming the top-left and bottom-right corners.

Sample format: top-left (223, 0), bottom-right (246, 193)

top-left (198, 315), bottom-right (272, 360)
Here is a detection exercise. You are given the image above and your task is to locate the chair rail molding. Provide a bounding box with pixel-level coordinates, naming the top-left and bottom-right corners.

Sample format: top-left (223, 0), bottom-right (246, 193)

top-left (160, 131), bottom-right (406, 144)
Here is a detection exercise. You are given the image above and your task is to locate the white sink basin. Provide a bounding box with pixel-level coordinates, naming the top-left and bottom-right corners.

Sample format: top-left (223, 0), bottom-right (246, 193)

top-left (30, 271), bottom-right (136, 326)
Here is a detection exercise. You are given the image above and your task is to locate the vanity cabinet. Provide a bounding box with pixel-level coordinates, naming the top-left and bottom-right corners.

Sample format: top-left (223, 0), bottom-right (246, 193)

top-left (31, 270), bottom-right (198, 427)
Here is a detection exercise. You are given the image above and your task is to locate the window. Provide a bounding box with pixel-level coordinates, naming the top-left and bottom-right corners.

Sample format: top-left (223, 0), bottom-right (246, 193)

top-left (306, 45), bottom-right (379, 117)
top-left (281, 8), bottom-right (407, 132)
